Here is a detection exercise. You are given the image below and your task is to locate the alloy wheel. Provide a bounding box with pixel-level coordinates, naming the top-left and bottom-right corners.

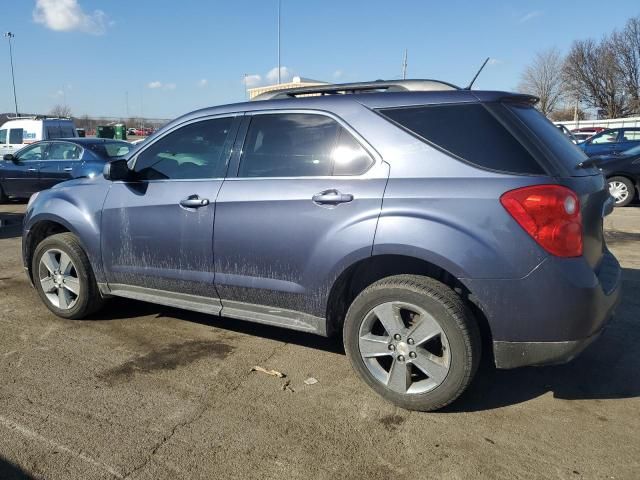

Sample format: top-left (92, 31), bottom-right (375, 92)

top-left (609, 180), bottom-right (629, 204)
top-left (38, 248), bottom-right (80, 310)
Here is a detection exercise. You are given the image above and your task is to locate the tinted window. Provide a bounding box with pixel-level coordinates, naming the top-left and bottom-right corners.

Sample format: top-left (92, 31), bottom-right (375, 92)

top-left (9, 128), bottom-right (23, 144)
top-left (134, 117), bottom-right (233, 180)
top-left (0, 129), bottom-right (6, 144)
top-left (379, 104), bottom-right (544, 174)
top-left (18, 144), bottom-right (45, 161)
top-left (59, 126), bottom-right (76, 138)
top-left (47, 142), bottom-right (81, 160)
top-left (508, 104), bottom-right (588, 171)
top-left (46, 125), bottom-right (61, 139)
top-left (89, 141), bottom-right (133, 158)
top-left (332, 128), bottom-right (374, 175)
top-left (239, 114), bottom-right (340, 177)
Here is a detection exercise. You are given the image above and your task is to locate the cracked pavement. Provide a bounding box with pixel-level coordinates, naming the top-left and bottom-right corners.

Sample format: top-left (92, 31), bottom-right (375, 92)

top-left (1, 202), bottom-right (639, 479)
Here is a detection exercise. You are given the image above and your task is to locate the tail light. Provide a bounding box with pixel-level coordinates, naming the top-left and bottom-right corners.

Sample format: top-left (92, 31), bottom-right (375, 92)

top-left (500, 185), bottom-right (582, 257)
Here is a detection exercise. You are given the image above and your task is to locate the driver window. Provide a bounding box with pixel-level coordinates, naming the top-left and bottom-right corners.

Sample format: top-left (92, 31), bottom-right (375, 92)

top-left (18, 144), bottom-right (45, 161)
top-left (591, 130), bottom-right (619, 144)
top-left (134, 118), bottom-right (233, 180)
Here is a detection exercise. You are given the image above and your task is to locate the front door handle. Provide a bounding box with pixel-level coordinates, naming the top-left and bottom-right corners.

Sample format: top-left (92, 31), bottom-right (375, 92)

top-left (180, 195), bottom-right (210, 208)
top-left (63, 167), bottom-right (73, 172)
top-left (312, 189), bottom-right (354, 205)
top-left (27, 168), bottom-right (37, 172)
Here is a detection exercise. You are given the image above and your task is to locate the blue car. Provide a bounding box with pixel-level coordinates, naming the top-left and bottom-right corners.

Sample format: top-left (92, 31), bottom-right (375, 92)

top-left (579, 127), bottom-right (640, 157)
top-left (0, 138), bottom-right (133, 202)
top-left (21, 80), bottom-right (621, 411)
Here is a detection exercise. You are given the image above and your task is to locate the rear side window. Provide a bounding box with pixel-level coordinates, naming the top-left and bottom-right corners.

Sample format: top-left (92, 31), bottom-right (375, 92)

top-left (59, 126), bottom-right (76, 138)
top-left (508, 104), bottom-right (587, 172)
top-left (378, 104), bottom-right (544, 174)
top-left (9, 128), bottom-right (23, 144)
top-left (0, 129), bottom-right (6, 144)
top-left (238, 113), bottom-right (374, 177)
top-left (46, 125), bottom-right (62, 139)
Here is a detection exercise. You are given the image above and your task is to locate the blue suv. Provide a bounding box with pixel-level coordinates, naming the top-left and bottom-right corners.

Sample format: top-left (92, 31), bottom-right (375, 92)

top-left (22, 80), bottom-right (621, 411)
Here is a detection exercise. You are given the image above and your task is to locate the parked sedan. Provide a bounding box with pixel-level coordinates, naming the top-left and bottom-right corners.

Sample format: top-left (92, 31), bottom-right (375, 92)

top-left (0, 138), bottom-right (133, 202)
top-left (579, 127), bottom-right (640, 157)
top-left (592, 144), bottom-right (640, 206)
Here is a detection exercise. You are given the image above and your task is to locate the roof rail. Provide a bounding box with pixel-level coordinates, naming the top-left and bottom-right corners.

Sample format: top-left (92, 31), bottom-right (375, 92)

top-left (251, 79), bottom-right (460, 101)
top-left (4, 115), bottom-right (72, 120)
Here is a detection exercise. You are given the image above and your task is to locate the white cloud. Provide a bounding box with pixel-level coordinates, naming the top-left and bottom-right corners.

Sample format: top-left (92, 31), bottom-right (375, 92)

top-left (487, 58), bottom-right (503, 66)
top-left (266, 66), bottom-right (293, 84)
top-left (147, 81), bottom-right (176, 90)
top-left (333, 70), bottom-right (343, 79)
top-left (33, 0), bottom-right (109, 35)
top-left (243, 74), bottom-right (262, 88)
top-left (197, 79), bottom-right (208, 88)
top-left (518, 11), bottom-right (543, 23)
top-left (52, 89), bottom-right (64, 99)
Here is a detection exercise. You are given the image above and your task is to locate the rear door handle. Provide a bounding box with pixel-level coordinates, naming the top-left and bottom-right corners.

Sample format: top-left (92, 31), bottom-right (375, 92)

top-left (27, 168), bottom-right (37, 172)
top-left (312, 189), bottom-right (354, 205)
top-left (180, 195), bottom-right (210, 208)
top-left (63, 167), bottom-right (73, 172)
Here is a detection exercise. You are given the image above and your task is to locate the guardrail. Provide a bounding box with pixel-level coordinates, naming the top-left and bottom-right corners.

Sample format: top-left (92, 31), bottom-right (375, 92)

top-left (555, 117), bottom-right (640, 130)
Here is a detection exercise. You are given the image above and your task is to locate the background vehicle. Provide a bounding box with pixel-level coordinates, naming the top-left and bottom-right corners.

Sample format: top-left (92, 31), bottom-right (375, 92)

top-left (592, 144), bottom-right (640, 206)
top-left (22, 80), bottom-right (621, 411)
top-left (579, 127), bottom-right (640, 156)
top-left (0, 117), bottom-right (78, 157)
top-left (0, 138), bottom-right (132, 202)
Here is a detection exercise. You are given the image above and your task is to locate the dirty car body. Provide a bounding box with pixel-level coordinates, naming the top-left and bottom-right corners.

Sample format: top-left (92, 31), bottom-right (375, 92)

top-left (22, 81), bottom-right (622, 410)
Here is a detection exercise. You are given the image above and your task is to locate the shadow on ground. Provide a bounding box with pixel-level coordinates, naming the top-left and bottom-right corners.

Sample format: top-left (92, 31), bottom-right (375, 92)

top-left (86, 268), bottom-right (640, 411)
top-left (0, 212), bottom-right (24, 240)
top-left (0, 457), bottom-right (33, 480)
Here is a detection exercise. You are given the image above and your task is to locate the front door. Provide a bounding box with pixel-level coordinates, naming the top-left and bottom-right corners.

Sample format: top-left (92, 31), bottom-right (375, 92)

top-left (39, 141), bottom-right (83, 190)
top-left (585, 129), bottom-right (621, 156)
top-left (101, 115), bottom-right (240, 304)
top-left (213, 112), bottom-right (388, 329)
top-left (0, 143), bottom-right (47, 197)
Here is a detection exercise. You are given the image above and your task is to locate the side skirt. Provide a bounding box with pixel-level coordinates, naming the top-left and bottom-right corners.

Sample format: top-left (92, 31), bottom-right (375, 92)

top-left (98, 283), bottom-right (327, 336)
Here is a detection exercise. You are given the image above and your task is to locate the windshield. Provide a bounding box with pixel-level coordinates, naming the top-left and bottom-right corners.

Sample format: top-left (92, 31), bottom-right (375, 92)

top-left (89, 141), bottom-right (133, 159)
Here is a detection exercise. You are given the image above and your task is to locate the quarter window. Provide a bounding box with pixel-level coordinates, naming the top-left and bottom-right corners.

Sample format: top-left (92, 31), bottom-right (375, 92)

top-left (238, 113), bottom-right (373, 177)
top-left (134, 117), bottom-right (233, 180)
top-left (622, 129), bottom-right (640, 142)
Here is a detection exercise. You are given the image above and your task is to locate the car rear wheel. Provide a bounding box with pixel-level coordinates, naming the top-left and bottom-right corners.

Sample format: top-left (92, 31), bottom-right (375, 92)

top-left (343, 275), bottom-right (481, 411)
top-left (32, 232), bottom-right (104, 319)
top-left (608, 176), bottom-right (635, 207)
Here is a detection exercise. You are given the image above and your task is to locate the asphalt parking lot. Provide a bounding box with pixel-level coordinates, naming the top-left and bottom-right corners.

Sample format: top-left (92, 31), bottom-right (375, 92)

top-left (0, 202), bottom-right (639, 480)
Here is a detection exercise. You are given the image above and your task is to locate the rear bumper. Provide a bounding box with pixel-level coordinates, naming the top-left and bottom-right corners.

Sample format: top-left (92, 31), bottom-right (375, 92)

top-left (463, 249), bottom-right (621, 368)
top-left (493, 329), bottom-right (603, 369)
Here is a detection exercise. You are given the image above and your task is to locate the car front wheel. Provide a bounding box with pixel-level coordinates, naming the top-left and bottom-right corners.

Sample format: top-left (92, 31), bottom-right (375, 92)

top-left (343, 275), bottom-right (481, 411)
top-left (608, 176), bottom-right (635, 207)
top-left (32, 232), bottom-right (104, 319)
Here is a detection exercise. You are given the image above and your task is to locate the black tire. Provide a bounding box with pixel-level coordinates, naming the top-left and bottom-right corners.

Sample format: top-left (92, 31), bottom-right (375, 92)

top-left (608, 176), bottom-right (635, 207)
top-left (32, 232), bottom-right (104, 319)
top-left (343, 275), bottom-right (481, 411)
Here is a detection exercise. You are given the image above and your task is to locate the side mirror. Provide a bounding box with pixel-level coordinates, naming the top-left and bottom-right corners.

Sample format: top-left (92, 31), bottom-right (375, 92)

top-left (3, 154), bottom-right (15, 162)
top-left (103, 159), bottom-right (131, 181)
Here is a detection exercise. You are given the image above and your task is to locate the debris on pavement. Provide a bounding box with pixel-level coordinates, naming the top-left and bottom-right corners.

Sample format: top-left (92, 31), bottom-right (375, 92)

top-left (303, 377), bottom-right (318, 386)
top-left (281, 380), bottom-right (295, 393)
top-left (250, 366), bottom-right (286, 378)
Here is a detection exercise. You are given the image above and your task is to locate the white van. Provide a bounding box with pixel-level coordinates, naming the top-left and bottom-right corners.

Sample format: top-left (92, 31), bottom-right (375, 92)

top-left (0, 117), bottom-right (78, 156)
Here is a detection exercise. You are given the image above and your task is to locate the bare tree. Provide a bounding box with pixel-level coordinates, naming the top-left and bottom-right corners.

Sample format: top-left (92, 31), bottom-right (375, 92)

top-left (518, 48), bottom-right (566, 115)
top-left (611, 16), bottom-right (640, 114)
top-left (49, 104), bottom-right (72, 118)
top-left (563, 38), bottom-right (629, 119)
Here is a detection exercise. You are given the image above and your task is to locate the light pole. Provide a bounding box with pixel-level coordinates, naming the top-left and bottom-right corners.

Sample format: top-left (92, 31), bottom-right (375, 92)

top-left (4, 32), bottom-right (18, 117)
top-left (277, 0), bottom-right (281, 84)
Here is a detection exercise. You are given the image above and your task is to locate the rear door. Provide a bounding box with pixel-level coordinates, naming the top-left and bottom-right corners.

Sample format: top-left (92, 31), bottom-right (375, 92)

top-left (616, 128), bottom-right (640, 154)
top-left (5, 128), bottom-right (24, 156)
top-left (213, 111), bottom-right (388, 327)
top-left (0, 129), bottom-right (7, 156)
top-left (39, 141), bottom-right (83, 189)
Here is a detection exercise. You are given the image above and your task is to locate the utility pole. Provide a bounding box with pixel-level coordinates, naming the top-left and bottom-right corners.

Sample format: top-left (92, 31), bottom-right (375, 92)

top-left (4, 32), bottom-right (18, 117)
top-left (277, 0), bottom-right (281, 84)
top-left (402, 49), bottom-right (408, 80)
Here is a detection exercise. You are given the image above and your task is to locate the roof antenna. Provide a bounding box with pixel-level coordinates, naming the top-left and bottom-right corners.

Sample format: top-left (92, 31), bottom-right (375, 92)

top-left (465, 57), bottom-right (490, 90)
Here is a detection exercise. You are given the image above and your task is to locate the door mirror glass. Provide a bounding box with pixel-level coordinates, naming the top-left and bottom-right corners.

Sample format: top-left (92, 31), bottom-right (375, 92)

top-left (3, 154), bottom-right (15, 162)
top-left (103, 159), bottom-right (131, 181)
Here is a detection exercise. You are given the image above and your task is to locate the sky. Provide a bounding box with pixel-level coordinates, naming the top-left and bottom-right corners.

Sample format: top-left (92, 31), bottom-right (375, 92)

top-left (1, 0), bottom-right (638, 119)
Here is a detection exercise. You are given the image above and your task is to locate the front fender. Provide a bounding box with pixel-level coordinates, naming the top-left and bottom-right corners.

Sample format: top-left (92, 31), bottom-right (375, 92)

top-left (23, 183), bottom-right (110, 282)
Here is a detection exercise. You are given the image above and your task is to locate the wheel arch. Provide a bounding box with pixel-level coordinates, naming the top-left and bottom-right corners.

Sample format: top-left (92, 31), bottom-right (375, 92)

top-left (324, 253), bottom-right (493, 355)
